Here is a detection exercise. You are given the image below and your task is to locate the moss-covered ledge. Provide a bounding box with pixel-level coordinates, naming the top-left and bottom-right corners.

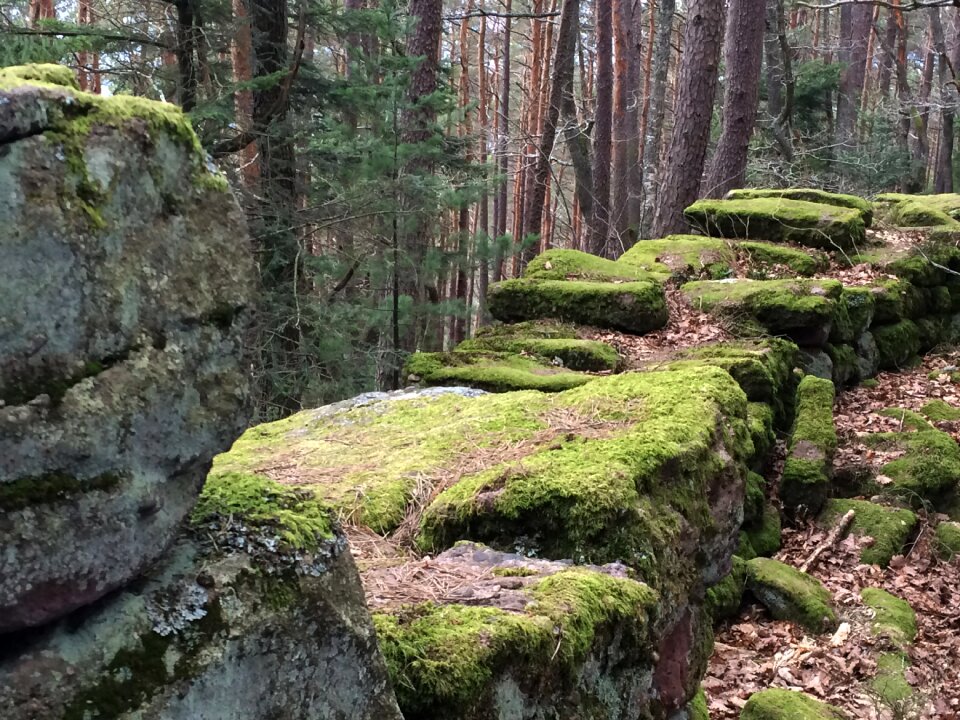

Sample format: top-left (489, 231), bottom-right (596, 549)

top-left (781, 375), bottom-right (837, 515)
top-left (726, 188), bottom-right (873, 225)
top-left (404, 351), bottom-right (593, 393)
top-left (453, 337), bottom-right (620, 372)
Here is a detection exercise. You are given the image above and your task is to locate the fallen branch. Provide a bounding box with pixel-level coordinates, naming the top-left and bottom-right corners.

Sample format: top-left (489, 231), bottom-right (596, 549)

top-left (800, 509), bottom-right (856, 573)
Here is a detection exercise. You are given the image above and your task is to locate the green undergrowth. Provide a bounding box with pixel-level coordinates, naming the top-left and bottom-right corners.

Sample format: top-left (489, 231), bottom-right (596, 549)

top-left (871, 652), bottom-right (914, 706)
top-left (821, 499), bottom-right (917, 567)
top-left (934, 521), bottom-right (960, 559)
top-left (373, 568), bottom-right (657, 717)
top-left (920, 399), bottom-right (960, 422)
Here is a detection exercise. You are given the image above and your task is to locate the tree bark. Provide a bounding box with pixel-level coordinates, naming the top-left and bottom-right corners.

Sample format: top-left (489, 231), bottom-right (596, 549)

top-left (930, 7), bottom-right (958, 193)
top-left (764, 0), bottom-right (783, 121)
top-left (523, 0), bottom-right (578, 252)
top-left (611, 0), bottom-right (641, 251)
top-left (590, 0), bottom-right (614, 256)
top-left (652, 0), bottom-right (724, 237)
top-left (705, 0), bottom-right (766, 197)
top-left (494, 1), bottom-right (512, 281)
top-left (640, 0), bottom-right (675, 237)
top-left (835, 1), bottom-right (871, 148)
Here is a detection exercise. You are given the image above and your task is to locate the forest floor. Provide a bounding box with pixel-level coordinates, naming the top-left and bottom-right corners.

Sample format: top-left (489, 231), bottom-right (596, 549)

top-left (586, 229), bottom-right (960, 719)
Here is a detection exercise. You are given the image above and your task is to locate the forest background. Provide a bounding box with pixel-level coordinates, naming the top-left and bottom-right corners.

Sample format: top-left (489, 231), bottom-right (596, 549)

top-left (3, 0), bottom-right (957, 418)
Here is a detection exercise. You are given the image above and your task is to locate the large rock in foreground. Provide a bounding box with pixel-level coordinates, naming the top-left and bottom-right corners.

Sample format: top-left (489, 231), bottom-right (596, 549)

top-left (0, 66), bottom-right (253, 631)
top-left (0, 474), bottom-right (402, 719)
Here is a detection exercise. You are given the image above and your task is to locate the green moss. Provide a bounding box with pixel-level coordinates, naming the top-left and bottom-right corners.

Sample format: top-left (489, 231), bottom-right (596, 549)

top-left (681, 278), bottom-right (842, 345)
top-left (727, 188), bottom-right (873, 224)
top-left (738, 241), bottom-right (827, 277)
top-left (860, 588), bottom-right (917, 646)
top-left (860, 378), bottom-right (879, 388)
top-left (743, 502), bottom-right (782, 558)
top-left (489, 278), bottom-right (668, 335)
top-left (863, 424), bottom-right (960, 504)
top-left (826, 343), bottom-right (859, 386)
top-left (619, 235), bottom-right (736, 278)
top-left (871, 652), bottom-right (913, 706)
top-left (192, 472), bottom-right (334, 550)
top-left (746, 557), bottom-right (838, 633)
top-left (404, 351), bottom-right (592, 393)
top-left (454, 337), bottom-right (620, 372)
top-left (878, 407), bottom-right (934, 432)
top-left (872, 320), bottom-right (921, 370)
top-left (490, 566), bottom-right (539, 577)
top-left (920, 399), bottom-right (960, 422)
top-left (524, 248), bottom-right (660, 282)
top-left (747, 402), bottom-right (776, 465)
top-left (687, 687), bottom-right (710, 720)
top-left (0, 63), bottom-right (79, 89)
top-left (474, 321), bottom-right (578, 341)
top-left (741, 688), bottom-right (847, 719)
top-left (419, 368), bottom-right (753, 596)
top-left (840, 286), bottom-right (876, 336)
top-left (744, 472), bottom-right (766, 524)
top-left (684, 197), bottom-right (866, 250)
top-left (821, 500), bottom-right (917, 567)
top-left (0, 471), bottom-right (124, 512)
top-left (887, 195), bottom-right (960, 228)
top-left (934, 521), bottom-right (960, 559)
top-left (706, 555), bottom-right (748, 621)
top-left (373, 568), bottom-right (657, 717)
top-left (790, 374), bottom-right (837, 453)
top-left (737, 532), bottom-right (758, 560)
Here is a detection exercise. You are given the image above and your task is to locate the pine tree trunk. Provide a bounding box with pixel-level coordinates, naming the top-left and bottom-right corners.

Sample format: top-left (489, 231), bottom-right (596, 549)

top-left (930, 7), bottom-right (957, 193)
top-left (764, 0), bottom-right (783, 120)
top-left (652, 0), bottom-right (724, 237)
top-left (494, 2), bottom-right (512, 281)
top-left (590, 0), bottom-right (614, 256)
top-left (705, 0), bottom-right (766, 197)
top-left (611, 0), bottom-right (642, 253)
top-left (835, 1), bottom-right (871, 148)
top-left (476, 15), bottom-right (491, 325)
top-left (640, 0), bottom-right (676, 236)
top-left (523, 0), bottom-right (579, 253)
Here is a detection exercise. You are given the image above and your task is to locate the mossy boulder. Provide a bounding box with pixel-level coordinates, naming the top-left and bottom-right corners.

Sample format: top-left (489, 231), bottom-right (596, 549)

top-left (419, 368), bottom-right (754, 605)
top-left (454, 337), bottom-right (620, 372)
top-left (727, 188), bottom-right (873, 225)
top-left (862, 420), bottom-right (960, 505)
top-left (0, 495), bottom-right (402, 720)
top-left (920, 399), bottom-right (960, 422)
top-left (524, 248), bottom-right (661, 283)
top-left (880, 193), bottom-right (960, 228)
top-left (744, 472), bottom-right (766, 525)
top-left (826, 343), bottom-right (859, 386)
top-left (798, 348), bottom-right (833, 381)
top-left (0, 68), bottom-right (253, 632)
top-left (474, 320), bottom-right (579, 341)
top-left (681, 278), bottom-right (843, 346)
top-left (738, 241), bottom-right (828, 277)
top-left (488, 278), bottom-right (668, 335)
top-left (742, 502), bottom-right (782, 558)
top-left (370, 543), bottom-right (662, 719)
top-left (706, 555), bottom-right (748, 621)
top-left (934, 521), bottom-right (960, 559)
top-left (746, 557), bottom-right (838, 633)
top-left (820, 500), bottom-right (917, 567)
top-left (781, 376), bottom-right (837, 515)
top-left (861, 587), bottom-right (917, 647)
top-left (872, 320), bottom-right (921, 370)
top-left (619, 235), bottom-right (736, 278)
top-left (840, 287), bottom-right (876, 337)
top-left (687, 688), bottom-right (710, 720)
top-left (748, 402), bottom-right (777, 467)
top-left (740, 689), bottom-right (847, 719)
top-left (404, 351), bottom-right (593, 392)
top-left (854, 331), bottom-right (880, 379)
top-left (684, 198), bottom-right (866, 250)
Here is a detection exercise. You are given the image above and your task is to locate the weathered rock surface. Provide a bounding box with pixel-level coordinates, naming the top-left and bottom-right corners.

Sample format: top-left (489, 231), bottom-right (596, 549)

top-left (0, 474), bottom-right (402, 720)
top-left (0, 66), bottom-right (254, 631)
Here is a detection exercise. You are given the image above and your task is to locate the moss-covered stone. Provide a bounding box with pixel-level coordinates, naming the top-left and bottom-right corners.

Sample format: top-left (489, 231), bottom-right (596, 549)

top-left (740, 688), bottom-right (847, 719)
top-left (474, 320), bottom-right (579, 341)
top-left (373, 567), bottom-right (658, 719)
top-left (727, 188), bottom-right (874, 225)
top-left (404, 351), bottom-right (593, 393)
top-left (872, 320), bottom-right (921, 370)
top-left (681, 278), bottom-right (843, 346)
top-left (820, 500), bottom-right (917, 567)
top-left (524, 248), bottom-right (661, 283)
top-left (685, 197), bottom-right (866, 250)
top-left (489, 278), bottom-right (669, 335)
top-left (706, 555), bottom-right (748, 621)
top-left (419, 368), bottom-right (754, 599)
top-left (743, 502), bottom-right (782, 558)
top-left (883, 193), bottom-right (960, 228)
top-left (0, 63), bottom-right (80, 89)
top-left (841, 287), bottom-right (876, 337)
top-left (871, 652), bottom-right (914, 706)
top-left (862, 421), bottom-right (960, 505)
top-left (746, 557), bottom-right (838, 633)
top-left (920, 399), bottom-right (960, 422)
top-left (744, 472), bottom-right (766, 525)
top-left (687, 687), bottom-right (710, 720)
top-left (860, 587), bottom-right (917, 647)
top-left (748, 402), bottom-right (776, 466)
top-left (619, 235), bottom-right (736, 278)
top-left (454, 337), bottom-right (620, 372)
top-left (934, 521), bottom-right (960, 559)
top-left (826, 343), bottom-right (859, 386)
top-left (781, 375), bottom-right (836, 515)
top-left (738, 241), bottom-right (827, 277)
